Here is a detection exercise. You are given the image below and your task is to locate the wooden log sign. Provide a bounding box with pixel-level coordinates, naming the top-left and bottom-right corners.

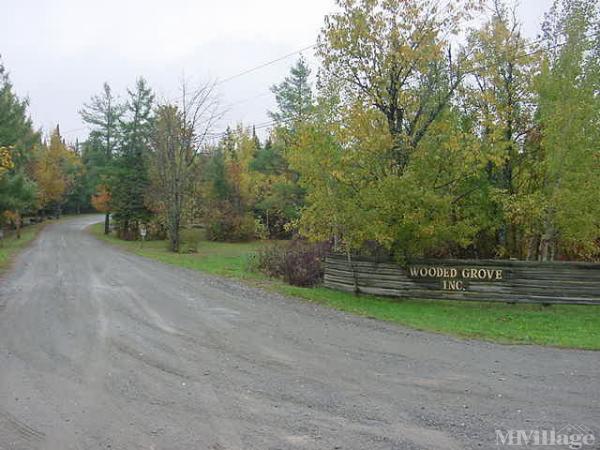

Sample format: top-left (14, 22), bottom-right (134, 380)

top-left (324, 254), bottom-right (600, 305)
top-left (408, 265), bottom-right (504, 291)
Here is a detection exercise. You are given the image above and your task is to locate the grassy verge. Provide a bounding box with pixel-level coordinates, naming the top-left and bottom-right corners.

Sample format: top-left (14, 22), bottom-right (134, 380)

top-left (0, 223), bottom-right (44, 273)
top-left (89, 223), bottom-right (600, 350)
top-left (89, 223), bottom-right (265, 279)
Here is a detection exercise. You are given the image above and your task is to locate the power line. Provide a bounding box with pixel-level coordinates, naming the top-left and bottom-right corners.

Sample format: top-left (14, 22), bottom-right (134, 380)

top-left (71, 31), bottom-right (598, 141)
top-left (62, 126), bottom-right (88, 135)
top-left (64, 43), bottom-right (312, 138)
top-left (226, 90), bottom-right (272, 107)
top-left (62, 38), bottom-right (546, 139)
top-left (481, 30), bottom-right (599, 61)
top-left (208, 116), bottom-right (296, 141)
top-left (164, 43), bottom-right (315, 104)
top-left (206, 38), bottom-right (561, 141)
top-left (169, 44), bottom-right (317, 140)
top-left (206, 43), bottom-right (565, 142)
top-left (215, 44), bottom-right (315, 86)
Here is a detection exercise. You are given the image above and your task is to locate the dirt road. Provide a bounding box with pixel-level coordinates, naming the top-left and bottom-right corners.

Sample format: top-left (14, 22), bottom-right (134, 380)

top-left (0, 216), bottom-right (597, 449)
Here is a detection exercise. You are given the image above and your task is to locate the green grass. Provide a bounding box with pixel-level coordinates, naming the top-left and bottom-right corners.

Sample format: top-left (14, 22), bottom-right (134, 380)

top-left (89, 223), bottom-right (266, 279)
top-left (89, 223), bottom-right (600, 350)
top-left (277, 285), bottom-right (600, 350)
top-left (0, 223), bottom-right (44, 273)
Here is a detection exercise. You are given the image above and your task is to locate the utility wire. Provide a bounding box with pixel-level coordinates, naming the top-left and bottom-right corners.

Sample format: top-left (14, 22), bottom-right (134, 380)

top-left (62, 126), bottom-right (88, 135)
top-left (207, 117), bottom-right (295, 140)
top-left (63, 44), bottom-right (314, 136)
top-left (226, 90), bottom-right (272, 107)
top-left (163, 43), bottom-right (316, 104)
top-left (66, 32), bottom-right (598, 139)
top-left (215, 44), bottom-right (316, 86)
top-left (206, 38), bottom-right (575, 141)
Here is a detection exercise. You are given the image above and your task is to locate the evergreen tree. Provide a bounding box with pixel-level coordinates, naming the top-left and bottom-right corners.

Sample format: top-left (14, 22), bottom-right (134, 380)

top-left (111, 78), bottom-right (154, 239)
top-left (0, 59), bottom-right (40, 231)
top-left (254, 59), bottom-right (315, 236)
top-left (79, 82), bottom-right (124, 233)
top-left (206, 147), bottom-right (230, 201)
top-left (0, 60), bottom-right (40, 166)
top-left (63, 140), bottom-right (89, 214)
top-left (0, 171), bottom-right (36, 237)
top-left (251, 136), bottom-right (304, 238)
top-left (268, 57), bottom-right (314, 124)
top-left (79, 135), bottom-right (107, 213)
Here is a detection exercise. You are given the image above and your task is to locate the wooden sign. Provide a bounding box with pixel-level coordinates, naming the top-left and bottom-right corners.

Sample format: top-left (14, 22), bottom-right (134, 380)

top-left (324, 254), bottom-right (600, 305)
top-left (408, 265), bottom-right (504, 291)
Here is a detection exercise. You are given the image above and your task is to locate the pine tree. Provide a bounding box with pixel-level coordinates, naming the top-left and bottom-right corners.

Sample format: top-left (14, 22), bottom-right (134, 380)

top-left (251, 135), bottom-right (304, 238)
top-left (268, 57), bottom-right (314, 124)
top-left (79, 82), bottom-right (124, 233)
top-left (0, 60), bottom-right (40, 165)
top-left (111, 78), bottom-right (154, 239)
top-left (0, 59), bottom-right (40, 230)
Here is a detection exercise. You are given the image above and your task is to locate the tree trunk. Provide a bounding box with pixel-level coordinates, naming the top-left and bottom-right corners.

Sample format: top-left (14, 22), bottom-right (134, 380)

top-left (169, 221), bottom-right (180, 253)
top-left (16, 211), bottom-right (21, 239)
top-left (119, 220), bottom-right (129, 240)
top-left (526, 235), bottom-right (540, 261)
top-left (505, 223), bottom-right (520, 259)
top-left (104, 213), bottom-right (110, 235)
top-left (266, 209), bottom-right (270, 237)
top-left (539, 215), bottom-right (557, 261)
top-left (168, 204), bottom-right (180, 253)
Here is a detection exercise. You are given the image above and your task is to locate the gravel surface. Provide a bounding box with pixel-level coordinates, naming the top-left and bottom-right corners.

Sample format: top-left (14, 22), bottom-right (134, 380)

top-left (0, 215), bottom-right (598, 450)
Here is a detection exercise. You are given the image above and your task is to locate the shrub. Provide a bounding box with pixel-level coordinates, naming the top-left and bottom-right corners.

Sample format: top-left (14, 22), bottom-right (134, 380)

top-left (147, 217), bottom-right (167, 240)
top-left (256, 243), bottom-right (287, 278)
top-left (256, 240), bottom-right (331, 287)
top-left (205, 206), bottom-right (256, 242)
top-left (179, 228), bottom-right (201, 253)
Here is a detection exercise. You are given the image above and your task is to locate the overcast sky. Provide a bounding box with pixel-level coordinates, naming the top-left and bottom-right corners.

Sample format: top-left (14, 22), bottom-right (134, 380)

top-left (2, 0), bottom-right (554, 143)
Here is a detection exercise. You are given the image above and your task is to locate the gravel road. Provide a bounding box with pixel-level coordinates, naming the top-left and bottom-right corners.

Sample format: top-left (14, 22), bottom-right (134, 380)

top-left (0, 215), bottom-right (598, 450)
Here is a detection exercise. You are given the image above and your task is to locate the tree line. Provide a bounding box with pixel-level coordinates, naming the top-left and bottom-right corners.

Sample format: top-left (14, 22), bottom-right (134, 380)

top-left (0, 62), bottom-right (84, 237)
top-left (2, 0), bottom-right (598, 261)
top-left (76, 77), bottom-right (305, 252)
top-left (292, 0), bottom-right (599, 262)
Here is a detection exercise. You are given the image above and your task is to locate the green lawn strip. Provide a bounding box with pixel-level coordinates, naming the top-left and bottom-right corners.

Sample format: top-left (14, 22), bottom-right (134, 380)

top-left (88, 223), bottom-right (600, 350)
top-left (0, 223), bottom-right (45, 273)
top-left (275, 285), bottom-right (599, 350)
top-left (88, 223), bottom-right (265, 279)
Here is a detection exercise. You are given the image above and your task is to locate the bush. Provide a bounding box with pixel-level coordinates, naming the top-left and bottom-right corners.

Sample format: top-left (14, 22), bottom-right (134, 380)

top-left (146, 217), bottom-right (167, 240)
top-left (206, 207), bottom-right (256, 242)
top-left (179, 228), bottom-right (201, 253)
top-left (256, 240), bottom-right (331, 287)
top-left (255, 243), bottom-right (287, 278)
